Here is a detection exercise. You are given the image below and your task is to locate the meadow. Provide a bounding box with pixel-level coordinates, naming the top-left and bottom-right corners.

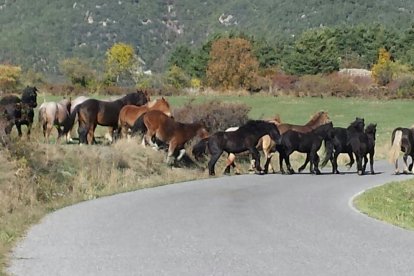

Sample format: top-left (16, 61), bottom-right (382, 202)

top-left (1, 93), bottom-right (414, 274)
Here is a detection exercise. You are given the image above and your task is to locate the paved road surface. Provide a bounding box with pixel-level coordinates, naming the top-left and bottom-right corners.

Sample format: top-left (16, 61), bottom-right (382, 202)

top-left (8, 161), bottom-right (414, 275)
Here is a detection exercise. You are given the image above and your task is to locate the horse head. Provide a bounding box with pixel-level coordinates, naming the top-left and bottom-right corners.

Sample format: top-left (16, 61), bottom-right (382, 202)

top-left (151, 97), bottom-right (172, 117)
top-left (196, 120), bottom-right (209, 139)
top-left (365, 123), bottom-right (377, 140)
top-left (349, 117), bottom-right (365, 132)
top-left (307, 111), bottom-right (330, 128)
top-left (21, 86), bottom-right (38, 108)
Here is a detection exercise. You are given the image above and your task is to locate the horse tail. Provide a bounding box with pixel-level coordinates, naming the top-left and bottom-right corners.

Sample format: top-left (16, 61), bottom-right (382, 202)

top-left (192, 137), bottom-right (209, 160)
top-left (321, 139), bottom-right (334, 168)
top-left (63, 104), bottom-right (80, 135)
top-left (130, 113), bottom-right (147, 136)
top-left (389, 130), bottom-right (402, 164)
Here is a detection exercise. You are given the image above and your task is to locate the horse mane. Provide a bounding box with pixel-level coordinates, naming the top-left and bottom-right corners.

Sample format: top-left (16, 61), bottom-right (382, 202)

top-left (147, 97), bottom-right (169, 109)
top-left (307, 111), bottom-right (326, 124)
top-left (268, 114), bottom-right (282, 125)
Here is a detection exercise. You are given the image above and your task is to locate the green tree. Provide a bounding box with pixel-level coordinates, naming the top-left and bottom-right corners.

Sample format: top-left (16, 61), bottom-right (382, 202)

top-left (59, 58), bottom-right (96, 87)
top-left (284, 28), bottom-right (339, 75)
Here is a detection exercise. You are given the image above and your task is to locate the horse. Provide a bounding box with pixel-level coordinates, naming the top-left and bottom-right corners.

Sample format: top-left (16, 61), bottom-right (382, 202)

top-left (348, 123), bottom-right (377, 175)
top-left (277, 122), bottom-right (334, 175)
top-left (192, 120), bottom-right (282, 176)
top-left (223, 115), bottom-right (283, 175)
top-left (234, 111), bottom-right (329, 174)
top-left (118, 97), bottom-right (171, 138)
top-left (135, 110), bottom-right (209, 164)
top-left (316, 117), bottom-right (365, 174)
top-left (38, 98), bottom-right (72, 143)
top-left (0, 103), bottom-right (24, 145)
top-left (388, 126), bottom-right (414, 174)
top-left (0, 86), bottom-right (38, 139)
top-left (65, 90), bottom-right (149, 144)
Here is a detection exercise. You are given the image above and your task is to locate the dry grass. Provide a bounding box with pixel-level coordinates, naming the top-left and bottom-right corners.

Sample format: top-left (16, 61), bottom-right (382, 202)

top-left (0, 137), bottom-right (207, 274)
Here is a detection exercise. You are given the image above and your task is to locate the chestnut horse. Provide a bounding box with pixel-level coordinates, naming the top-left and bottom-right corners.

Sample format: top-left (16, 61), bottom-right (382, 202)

top-left (118, 97), bottom-right (172, 138)
top-left (136, 110), bottom-right (209, 164)
top-left (65, 90), bottom-right (149, 144)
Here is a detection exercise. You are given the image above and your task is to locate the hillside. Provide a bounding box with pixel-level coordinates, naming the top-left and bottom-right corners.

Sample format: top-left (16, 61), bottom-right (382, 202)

top-left (0, 0), bottom-right (413, 74)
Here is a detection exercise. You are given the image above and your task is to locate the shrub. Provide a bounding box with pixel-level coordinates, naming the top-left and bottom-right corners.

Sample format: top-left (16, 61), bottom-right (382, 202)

top-left (173, 99), bottom-right (251, 133)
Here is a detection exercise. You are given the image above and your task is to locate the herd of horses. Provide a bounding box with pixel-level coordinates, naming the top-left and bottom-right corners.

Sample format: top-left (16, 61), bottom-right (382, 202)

top-left (0, 87), bottom-right (413, 177)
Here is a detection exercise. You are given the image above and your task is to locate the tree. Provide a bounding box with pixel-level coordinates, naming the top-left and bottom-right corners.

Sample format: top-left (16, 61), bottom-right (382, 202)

top-left (59, 58), bottom-right (96, 87)
top-left (372, 48), bottom-right (393, 86)
top-left (0, 64), bottom-right (21, 92)
top-left (206, 38), bottom-right (259, 90)
top-left (283, 28), bottom-right (339, 75)
top-left (105, 43), bottom-right (141, 85)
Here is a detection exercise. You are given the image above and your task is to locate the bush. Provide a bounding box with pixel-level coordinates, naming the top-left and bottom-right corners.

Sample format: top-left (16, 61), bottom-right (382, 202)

top-left (173, 99), bottom-right (251, 132)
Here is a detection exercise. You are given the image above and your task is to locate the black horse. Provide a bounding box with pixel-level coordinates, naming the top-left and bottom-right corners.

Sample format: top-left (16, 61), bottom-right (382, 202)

top-left (0, 86), bottom-right (38, 138)
top-left (276, 122), bottom-right (334, 175)
top-left (192, 120), bottom-right (282, 176)
top-left (348, 123), bottom-right (377, 175)
top-left (65, 90), bottom-right (149, 144)
top-left (319, 117), bottom-right (365, 174)
top-left (389, 127), bottom-right (414, 174)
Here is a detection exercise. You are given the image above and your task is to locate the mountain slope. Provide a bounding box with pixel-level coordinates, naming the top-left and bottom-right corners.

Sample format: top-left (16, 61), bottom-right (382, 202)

top-left (0, 0), bottom-right (413, 73)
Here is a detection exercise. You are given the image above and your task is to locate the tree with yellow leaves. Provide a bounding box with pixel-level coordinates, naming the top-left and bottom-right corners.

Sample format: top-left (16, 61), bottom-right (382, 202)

top-left (0, 64), bottom-right (21, 92)
top-left (105, 42), bottom-right (141, 84)
top-left (372, 48), bottom-right (393, 86)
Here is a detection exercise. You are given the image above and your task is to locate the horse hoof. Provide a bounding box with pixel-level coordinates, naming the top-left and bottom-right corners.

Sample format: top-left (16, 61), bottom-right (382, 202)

top-left (371, 171), bottom-right (375, 175)
top-left (358, 170), bottom-right (363, 176)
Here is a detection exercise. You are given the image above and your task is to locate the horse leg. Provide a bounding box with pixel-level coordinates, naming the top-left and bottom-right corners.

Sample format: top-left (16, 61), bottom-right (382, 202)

top-left (87, 124), bottom-right (96, 145)
top-left (369, 152), bottom-right (375, 175)
top-left (314, 154), bottom-right (321, 175)
top-left (285, 153), bottom-right (295, 174)
top-left (409, 154), bottom-right (414, 173)
top-left (250, 147), bottom-right (262, 174)
top-left (16, 123), bottom-right (22, 137)
top-left (298, 155), bottom-right (309, 173)
top-left (278, 150), bottom-right (287, 174)
top-left (177, 148), bottom-right (186, 161)
top-left (208, 151), bottom-right (223, 176)
top-left (224, 153), bottom-right (236, 175)
top-left (357, 155), bottom-right (363, 175)
top-left (346, 152), bottom-right (355, 168)
top-left (403, 154), bottom-right (409, 174)
top-left (333, 151), bottom-right (340, 174)
top-left (166, 141), bottom-right (178, 165)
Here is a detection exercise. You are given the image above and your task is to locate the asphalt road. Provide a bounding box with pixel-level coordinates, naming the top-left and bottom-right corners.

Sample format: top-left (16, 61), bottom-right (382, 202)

top-left (8, 161), bottom-right (414, 276)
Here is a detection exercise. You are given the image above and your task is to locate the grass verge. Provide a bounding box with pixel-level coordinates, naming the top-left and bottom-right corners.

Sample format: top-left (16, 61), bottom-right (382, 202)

top-left (354, 178), bottom-right (414, 230)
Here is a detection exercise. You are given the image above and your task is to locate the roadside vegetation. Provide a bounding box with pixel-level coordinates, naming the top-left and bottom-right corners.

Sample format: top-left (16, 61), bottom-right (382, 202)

top-left (354, 180), bottom-right (414, 230)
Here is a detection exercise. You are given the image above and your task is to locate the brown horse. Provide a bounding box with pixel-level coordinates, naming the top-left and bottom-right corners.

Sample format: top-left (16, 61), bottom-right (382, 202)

top-left (65, 90), bottom-right (149, 144)
top-left (137, 110), bottom-right (209, 164)
top-left (118, 97), bottom-right (172, 138)
top-left (226, 111), bottom-right (330, 174)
